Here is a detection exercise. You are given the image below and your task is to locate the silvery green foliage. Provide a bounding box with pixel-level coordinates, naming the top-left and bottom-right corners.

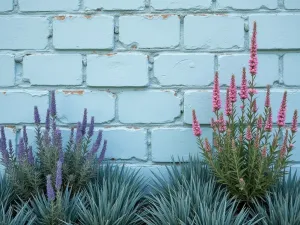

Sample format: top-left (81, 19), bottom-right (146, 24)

top-left (254, 170), bottom-right (300, 225)
top-left (77, 165), bottom-right (145, 225)
top-left (141, 156), bottom-right (261, 225)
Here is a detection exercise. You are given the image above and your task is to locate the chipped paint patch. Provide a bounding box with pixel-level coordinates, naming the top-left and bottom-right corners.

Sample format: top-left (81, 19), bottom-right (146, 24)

top-left (62, 90), bottom-right (84, 95)
top-left (85, 15), bottom-right (92, 19)
top-left (106, 53), bottom-right (116, 57)
top-left (55, 16), bottom-right (66, 20)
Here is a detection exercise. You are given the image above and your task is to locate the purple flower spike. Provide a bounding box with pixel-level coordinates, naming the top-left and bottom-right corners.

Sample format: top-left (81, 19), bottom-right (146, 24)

top-left (81, 109), bottom-right (87, 136)
top-left (45, 109), bottom-right (50, 131)
top-left (91, 130), bottom-right (103, 155)
top-left (23, 126), bottom-right (28, 153)
top-left (98, 140), bottom-right (107, 164)
top-left (43, 130), bottom-right (51, 146)
top-left (0, 139), bottom-right (9, 166)
top-left (8, 140), bottom-right (14, 158)
top-left (0, 126), bottom-right (7, 153)
top-left (88, 116), bottom-right (94, 139)
top-left (18, 138), bottom-right (25, 161)
top-left (46, 175), bottom-right (55, 201)
top-left (55, 161), bottom-right (62, 191)
top-left (50, 91), bottom-right (57, 118)
top-left (34, 106), bottom-right (41, 125)
top-left (75, 122), bottom-right (82, 144)
top-left (28, 146), bottom-right (34, 165)
top-left (55, 130), bottom-right (64, 163)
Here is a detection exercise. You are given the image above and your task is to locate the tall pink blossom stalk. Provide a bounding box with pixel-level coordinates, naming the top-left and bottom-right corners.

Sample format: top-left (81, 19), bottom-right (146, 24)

top-left (280, 130), bottom-right (288, 158)
top-left (277, 91), bottom-right (287, 127)
top-left (219, 113), bottom-right (226, 132)
top-left (192, 110), bottom-right (202, 137)
top-left (265, 85), bottom-right (271, 108)
top-left (204, 138), bottom-right (211, 152)
top-left (229, 75), bottom-right (237, 103)
top-left (291, 110), bottom-right (298, 133)
top-left (252, 99), bottom-right (258, 113)
top-left (265, 108), bottom-right (273, 132)
top-left (262, 146), bottom-right (267, 157)
top-left (239, 68), bottom-right (248, 100)
top-left (246, 126), bottom-right (252, 141)
top-left (213, 72), bottom-right (221, 112)
top-left (257, 115), bottom-right (263, 129)
top-left (225, 88), bottom-right (232, 116)
top-left (249, 21), bottom-right (258, 76)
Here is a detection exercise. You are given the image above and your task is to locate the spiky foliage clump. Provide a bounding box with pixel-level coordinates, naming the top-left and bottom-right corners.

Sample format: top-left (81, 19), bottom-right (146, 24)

top-left (77, 165), bottom-right (146, 225)
top-left (141, 157), bottom-right (261, 225)
top-left (192, 22), bottom-right (298, 202)
top-left (254, 170), bottom-right (300, 225)
top-left (0, 91), bottom-right (107, 200)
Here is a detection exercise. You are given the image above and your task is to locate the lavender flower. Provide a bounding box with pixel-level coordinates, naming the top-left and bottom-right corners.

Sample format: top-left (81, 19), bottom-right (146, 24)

top-left (88, 116), bottom-right (95, 139)
top-left (55, 161), bottom-right (62, 190)
top-left (0, 139), bottom-right (9, 165)
top-left (81, 108), bottom-right (87, 136)
top-left (98, 140), bottom-right (107, 164)
top-left (46, 175), bottom-right (55, 201)
top-left (0, 126), bottom-right (7, 153)
top-left (18, 137), bottom-right (25, 161)
top-left (90, 130), bottom-right (103, 156)
top-left (23, 126), bottom-right (28, 153)
top-left (55, 130), bottom-right (64, 163)
top-left (50, 91), bottom-right (57, 118)
top-left (8, 140), bottom-right (14, 158)
top-left (69, 127), bottom-right (74, 144)
top-left (28, 146), bottom-right (34, 165)
top-left (45, 109), bottom-right (50, 131)
top-left (75, 122), bottom-right (82, 144)
top-left (43, 130), bottom-right (51, 146)
top-left (34, 106), bottom-right (41, 125)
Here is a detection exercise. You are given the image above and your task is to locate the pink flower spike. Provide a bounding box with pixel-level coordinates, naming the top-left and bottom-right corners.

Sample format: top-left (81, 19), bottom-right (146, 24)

top-left (192, 110), bottom-right (202, 137)
top-left (225, 88), bottom-right (232, 116)
top-left (277, 91), bottom-right (287, 127)
top-left (246, 126), bottom-right (252, 141)
top-left (229, 75), bottom-right (237, 103)
top-left (265, 85), bottom-right (271, 108)
top-left (248, 88), bottom-right (258, 95)
top-left (291, 110), bottom-right (298, 133)
top-left (204, 138), bottom-right (211, 152)
top-left (219, 113), bottom-right (226, 133)
top-left (262, 146), bottom-right (267, 157)
top-left (249, 21), bottom-right (258, 76)
top-left (212, 72), bottom-right (221, 112)
top-left (252, 99), bottom-right (258, 113)
top-left (265, 108), bottom-right (273, 132)
top-left (280, 130), bottom-right (288, 158)
top-left (239, 68), bottom-right (248, 100)
top-left (257, 115), bottom-right (263, 129)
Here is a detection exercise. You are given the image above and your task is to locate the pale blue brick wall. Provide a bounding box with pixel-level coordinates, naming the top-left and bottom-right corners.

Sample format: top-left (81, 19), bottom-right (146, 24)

top-left (0, 0), bottom-right (300, 177)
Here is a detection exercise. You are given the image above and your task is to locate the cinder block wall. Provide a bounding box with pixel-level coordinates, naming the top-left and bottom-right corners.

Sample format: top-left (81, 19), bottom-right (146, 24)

top-left (0, 0), bottom-right (300, 175)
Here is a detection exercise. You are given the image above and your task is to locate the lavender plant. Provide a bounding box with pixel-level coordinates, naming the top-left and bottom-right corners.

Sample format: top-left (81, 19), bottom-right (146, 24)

top-left (0, 91), bottom-right (107, 200)
top-left (192, 22), bottom-right (298, 202)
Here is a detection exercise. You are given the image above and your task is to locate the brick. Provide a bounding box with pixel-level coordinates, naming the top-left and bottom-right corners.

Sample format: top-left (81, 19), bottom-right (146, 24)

top-left (151, 0), bottom-right (211, 10)
top-left (0, 127), bottom-right (16, 173)
top-left (0, 17), bottom-right (48, 50)
top-left (249, 15), bottom-right (300, 49)
top-left (285, 0), bottom-right (300, 9)
top-left (23, 54), bottom-right (82, 86)
top-left (0, 91), bottom-right (48, 123)
top-left (217, 0), bottom-right (277, 9)
top-left (53, 16), bottom-right (114, 49)
top-left (152, 128), bottom-right (212, 162)
top-left (184, 16), bottom-right (244, 50)
top-left (218, 54), bottom-right (278, 87)
top-left (0, 55), bottom-right (15, 87)
top-left (87, 53), bottom-right (148, 87)
top-left (0, 0), bottom-right (13, 11)
top-left (85, 0), bottom-right (144, 10)
top-left (283, 54), bottom-right (300, 86)
top-left (19, 0), bottom-right (79, 11)
top-left (56, 90), bottom-right (115, 123)
top-left (118, 91), bottom-right (180, 123)
top-left (154, 53), bottom-right (214, 86)
top-left (119, 15), bottom-right (180, 49)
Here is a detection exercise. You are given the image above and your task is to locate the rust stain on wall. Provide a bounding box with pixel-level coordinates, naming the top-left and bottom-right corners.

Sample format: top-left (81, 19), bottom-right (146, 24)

top-left (62, 90), bottom-right (84, 95)
top-left (55, 16), bottom-right (66, 20)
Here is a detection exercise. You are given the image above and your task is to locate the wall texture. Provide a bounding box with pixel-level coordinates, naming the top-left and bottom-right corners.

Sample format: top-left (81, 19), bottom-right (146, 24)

top-left (0, 0), bottom-right (300, 175)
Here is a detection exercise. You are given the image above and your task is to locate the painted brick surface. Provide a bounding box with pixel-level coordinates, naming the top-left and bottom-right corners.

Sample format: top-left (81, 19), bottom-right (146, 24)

top-left (154, 53), bottom-right (214, 86)
top-left (217, 0), bottom-right (277, 9)
top-left (23, 54), bottom-right (82, 85)
top-left (152, 128), bottom-right (212, 162)
top-left (0, 55), bottom-right (15, 87)
top-left (184, 16), bottom-right (244, 50)
top-left (0, 91), bottom-right (48, 123)
top-left (118, 91), bottom-right (181, 123)
top-left (151, 0), bottom-right (211, 9)
top-left (249, 15), bottom-right (300, 49)
top-left (0, 0), bottom-right (13, 11)
top-left (87, 53), bottom-right (148, 87)
top-left (218, 54), bottom-right (279, 87)
top-left (285, 0), bottom-right (300, 9)
top-left (19, 0), bottom-right (79, 11)
top-left (56, 90), bottom-right (115, 123)
top-left (119, 15), bottom-right (180, 49)
top-left (0, 17), bottom-right (48, 50)
top-left (283, 54), bottom-right (300, 86)
top-left (53, 16), bottom-right (114, 49)
top-left (85, 0), bottom-right (145, 10)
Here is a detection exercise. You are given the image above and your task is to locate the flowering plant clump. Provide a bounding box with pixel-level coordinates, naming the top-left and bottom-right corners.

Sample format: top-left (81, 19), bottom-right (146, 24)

top-left (0, 91), bottom-right (107, 200)
top-left (193, 22), bottom-right (298, 201)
